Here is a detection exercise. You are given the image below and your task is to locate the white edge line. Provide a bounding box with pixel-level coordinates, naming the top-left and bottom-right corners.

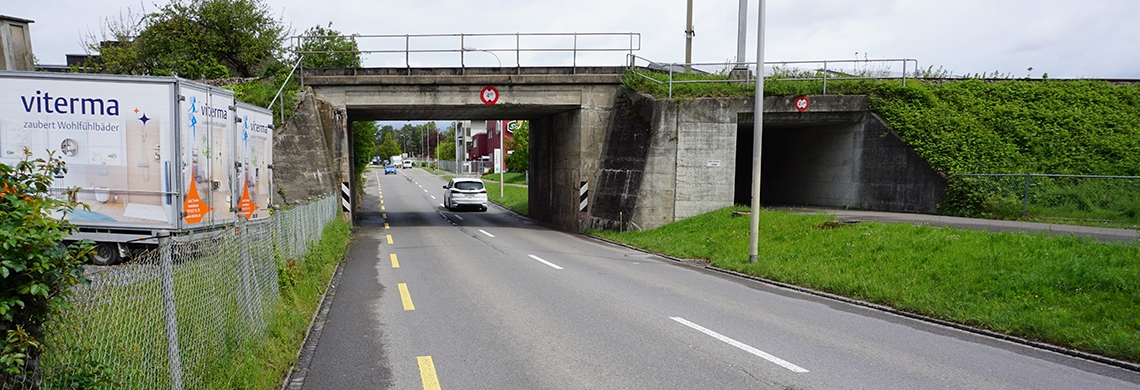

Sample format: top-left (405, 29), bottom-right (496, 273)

top-left (478, 229), bottom-right (495, 237)
top-left (669, 317), bottom-right (808, 373)
top-left (527, 255), bottom-right (564, 270)
top-left (453, 215), bottom-right (464, 220)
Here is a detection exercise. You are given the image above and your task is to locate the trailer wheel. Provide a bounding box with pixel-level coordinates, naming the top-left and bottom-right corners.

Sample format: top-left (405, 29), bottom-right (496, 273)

top-left (90, 243), bottom-right (120, 266)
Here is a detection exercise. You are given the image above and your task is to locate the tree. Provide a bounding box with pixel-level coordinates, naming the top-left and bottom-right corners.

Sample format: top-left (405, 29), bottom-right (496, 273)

top-left (437, 141), bottom-right (457, 162)
top-left (297, 23), bottom-right (360, 69)
top-left (505, 121), bottom-right (529, 171)
top-left (86, 0), bottom-right (288, 78)
top-left (1, 150), bottom-right (92, 384)
top-left (376, 133), bottom-right (401, 163)
top-left (352, 121), bottom-right (378, 170)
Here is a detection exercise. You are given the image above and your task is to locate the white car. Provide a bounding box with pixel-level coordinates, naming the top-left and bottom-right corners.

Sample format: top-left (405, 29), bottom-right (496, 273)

top-left (402, 160), bottom-right (414, 169)
top-left (443, 178), bottom-right (488, 211)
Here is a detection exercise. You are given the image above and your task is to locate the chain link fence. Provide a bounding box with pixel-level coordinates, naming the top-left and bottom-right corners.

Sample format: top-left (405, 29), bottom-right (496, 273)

top-left (4, 195), bottom-right (338, 389)
top-left (948, 174), bottom-right (1140, 227)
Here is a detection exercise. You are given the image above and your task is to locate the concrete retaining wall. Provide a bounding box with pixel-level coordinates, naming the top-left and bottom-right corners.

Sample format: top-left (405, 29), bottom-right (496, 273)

top-left (272, 90), bottom-right (346, 208)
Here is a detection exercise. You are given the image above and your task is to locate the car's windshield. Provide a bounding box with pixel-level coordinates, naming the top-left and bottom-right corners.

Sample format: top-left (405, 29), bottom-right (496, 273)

top-left (454, 181), bottom-right (484, 191)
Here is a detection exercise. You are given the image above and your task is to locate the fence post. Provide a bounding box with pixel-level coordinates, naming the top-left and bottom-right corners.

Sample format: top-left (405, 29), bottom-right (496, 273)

top-left (158, 231), bottom-right (184, 390)
top-left (1023, 173), bottom-right (1031, 217)
top-left (238, 219), bottom-right (257, 332)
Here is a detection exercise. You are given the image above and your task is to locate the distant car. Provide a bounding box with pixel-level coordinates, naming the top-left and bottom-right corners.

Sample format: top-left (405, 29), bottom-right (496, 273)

top-left (443, 178), bottom-right (488, 211)
top-left (402, 160), bottom-right (413, 169)
top-left (384, 165), bottom-right (397, 175)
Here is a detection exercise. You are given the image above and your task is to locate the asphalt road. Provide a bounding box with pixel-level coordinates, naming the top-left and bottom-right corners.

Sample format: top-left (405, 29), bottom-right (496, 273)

top-left (298, 167), bottom-right (1140, 389)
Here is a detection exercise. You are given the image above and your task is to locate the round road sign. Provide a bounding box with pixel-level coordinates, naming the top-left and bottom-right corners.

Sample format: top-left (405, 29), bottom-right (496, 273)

top-left (794, 96), bottom-right (810, 111)
top-left (481, 86), bottom-right (499, 105)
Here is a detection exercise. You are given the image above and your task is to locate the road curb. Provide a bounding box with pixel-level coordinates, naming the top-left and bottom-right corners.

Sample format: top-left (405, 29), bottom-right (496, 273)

top-left (582, 233), bottom-right (1140, 374)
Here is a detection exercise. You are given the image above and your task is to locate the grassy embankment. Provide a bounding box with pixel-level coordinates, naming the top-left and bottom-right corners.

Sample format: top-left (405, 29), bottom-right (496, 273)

top-left (624, 70), bottom-right (1140, 227)
top-left (202, 219), bottom-right (352, 389)
top-left (593, 206), bottom-right (1140, 364)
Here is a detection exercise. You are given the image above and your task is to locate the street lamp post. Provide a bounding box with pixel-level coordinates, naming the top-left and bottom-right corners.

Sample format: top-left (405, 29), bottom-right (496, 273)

top-left (749, 0), bottom-right (766, 264)
top-left (463, 46), bottom-right (501, 67)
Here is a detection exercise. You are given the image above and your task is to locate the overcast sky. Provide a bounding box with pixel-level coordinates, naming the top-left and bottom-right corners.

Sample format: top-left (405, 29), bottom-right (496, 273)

top-left (6, 0), bottom-right (1140, 78)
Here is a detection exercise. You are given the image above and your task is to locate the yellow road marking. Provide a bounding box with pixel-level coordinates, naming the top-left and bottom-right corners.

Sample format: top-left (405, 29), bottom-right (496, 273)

top-left (387, 235), bottom-right (393, 244)
top-left (382, 205), bottom-right (386, 211)
top-left (398, 283), bottom-right (415, 310)
top-left (381, 199), bottom-right (385, 204)
top-left (382, 213), bottom-right (387, 218)
top-left (390, 253), bottom-right (399, 268)
top-left (418, 356), bottom-right (441, 390)
top-left (384, 223), bottom-right (390, 229)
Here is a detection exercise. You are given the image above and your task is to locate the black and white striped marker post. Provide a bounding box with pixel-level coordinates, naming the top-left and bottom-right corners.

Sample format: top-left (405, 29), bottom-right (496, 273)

top-left (579, 181), bottom-right (588, 213)
top-left (341, 182), bottom-right (350, 212)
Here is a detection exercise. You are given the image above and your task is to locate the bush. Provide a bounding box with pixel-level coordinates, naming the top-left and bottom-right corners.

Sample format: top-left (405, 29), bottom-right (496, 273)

top-left (0, 149), bottom-right (93, 384)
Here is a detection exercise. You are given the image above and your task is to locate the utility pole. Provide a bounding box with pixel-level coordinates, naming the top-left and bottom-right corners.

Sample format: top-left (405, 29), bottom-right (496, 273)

top-left (749, 0), bottom-right (766, 264)
top-left (685, 0), bottom-right (695, 73)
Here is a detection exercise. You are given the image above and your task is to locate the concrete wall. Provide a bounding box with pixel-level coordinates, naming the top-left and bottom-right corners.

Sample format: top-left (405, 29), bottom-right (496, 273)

top-left (588, 90), bottom-right (749, 231)
top-left (272, 90), bottom-right (346, 208)
top-left (529, 85), bottom-right (619, 232)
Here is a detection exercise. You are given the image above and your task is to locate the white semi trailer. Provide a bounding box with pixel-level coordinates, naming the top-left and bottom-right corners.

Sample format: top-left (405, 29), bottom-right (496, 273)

top-left (0, 71), bottom-right (274, 265)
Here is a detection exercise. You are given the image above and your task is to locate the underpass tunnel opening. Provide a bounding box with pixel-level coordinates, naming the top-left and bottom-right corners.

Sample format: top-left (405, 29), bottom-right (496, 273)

top-left (735, 119), bottom-right (863, 209)
top-left (343, 106), bottom-right (574, 225)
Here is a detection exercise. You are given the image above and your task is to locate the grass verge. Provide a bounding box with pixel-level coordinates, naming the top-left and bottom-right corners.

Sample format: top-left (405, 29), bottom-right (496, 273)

top-left (200, 218), bottom-right (353, 389)
top-left (480, 172), bottom-right (528, 185)
top-left (483, 182), bottom-right (528, 215)
top-left (592, 206), bottom-right (1140, 363)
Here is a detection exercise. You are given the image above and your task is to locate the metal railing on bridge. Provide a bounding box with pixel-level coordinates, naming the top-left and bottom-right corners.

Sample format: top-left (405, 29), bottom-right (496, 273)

top-left (291, 32), bottom-right (641, 74)
top-left (626, 54), bottom-right (920, 98)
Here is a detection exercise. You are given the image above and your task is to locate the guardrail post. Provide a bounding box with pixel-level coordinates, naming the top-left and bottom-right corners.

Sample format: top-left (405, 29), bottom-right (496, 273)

top-left (903, 59), bottom-right (908, 87)
top-left (573, 34), bottom-right (578, 75)
top-left (668, 65), bottom-right (674, 99)
top-left (158, 231), bottom-right (183, 390)
top-left (822, 60), bottom-right (828, 95)
top-left (1023, 173), bottom-right (1031, 217)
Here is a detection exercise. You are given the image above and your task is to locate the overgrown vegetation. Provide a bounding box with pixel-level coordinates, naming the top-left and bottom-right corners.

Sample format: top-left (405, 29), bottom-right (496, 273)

top-left (0, 150), bottom-right (93, 386)
top-left (623, 69), bottom-right (1140, 223)
top-left (593, 206), bottom-right (1140, 363)
top-left (199, 218), bottom-right (351, 389)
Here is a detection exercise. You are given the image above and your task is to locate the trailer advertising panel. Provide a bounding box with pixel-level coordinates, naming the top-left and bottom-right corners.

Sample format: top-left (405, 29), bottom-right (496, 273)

top-left (0, 72), bottom-right (179, 226)
top-left (177, 81), bottom-right (237, 228)
top-left (235, 102), bottom-right (273, 221)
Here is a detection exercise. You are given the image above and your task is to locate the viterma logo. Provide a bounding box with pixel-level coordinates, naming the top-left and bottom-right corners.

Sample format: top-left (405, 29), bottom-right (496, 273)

top-left (20, 90), bottom-right (119, 116)
top-left (200, 103), bottom-right (228, 119)
top-left (244, 115), bottom-right (270, 135)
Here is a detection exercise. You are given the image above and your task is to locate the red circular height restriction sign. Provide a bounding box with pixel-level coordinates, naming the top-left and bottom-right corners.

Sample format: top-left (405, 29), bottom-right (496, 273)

top-left (481, 86), bottom-right (499, 105)
top-left (794, 96), bottom-right (810, 111)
